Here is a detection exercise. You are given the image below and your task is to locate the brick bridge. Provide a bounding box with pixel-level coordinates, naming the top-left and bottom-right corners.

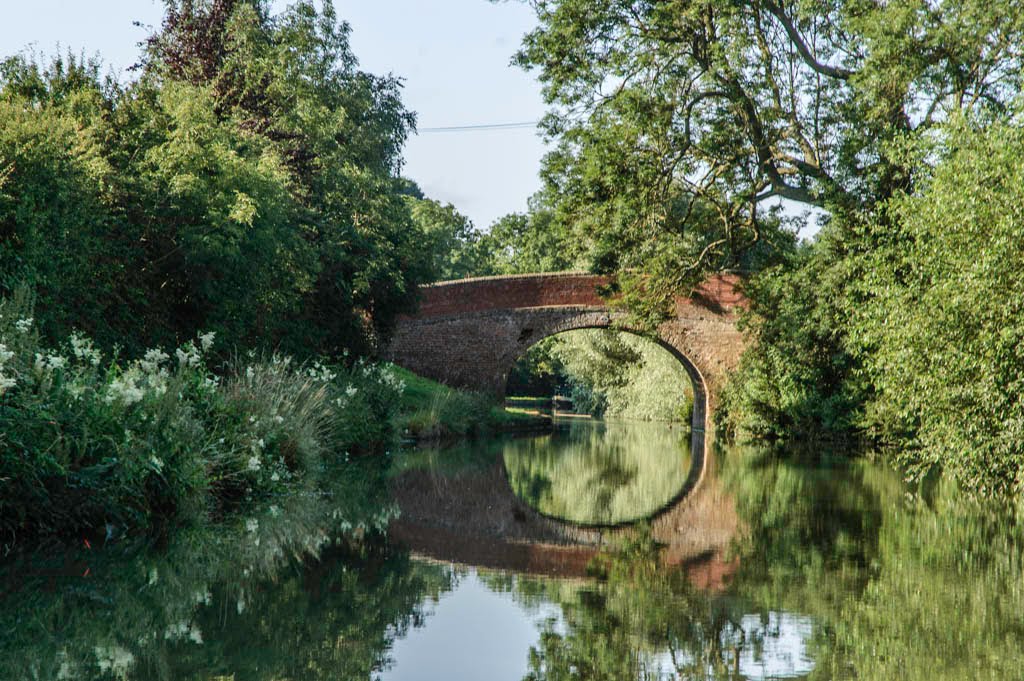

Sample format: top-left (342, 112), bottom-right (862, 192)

top-left (386, 272), bottom-right (747, 438)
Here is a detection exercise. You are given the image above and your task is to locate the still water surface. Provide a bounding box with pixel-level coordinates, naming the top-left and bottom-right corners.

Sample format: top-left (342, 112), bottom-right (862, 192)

top-left (2, 420), bottom-right (1023, 679)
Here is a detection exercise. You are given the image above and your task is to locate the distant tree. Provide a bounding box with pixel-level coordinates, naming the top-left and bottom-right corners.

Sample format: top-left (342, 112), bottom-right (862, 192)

top-left (406, 194), bottom-right (485, 281)
top-left (476, 193), bottom-right (578, 275)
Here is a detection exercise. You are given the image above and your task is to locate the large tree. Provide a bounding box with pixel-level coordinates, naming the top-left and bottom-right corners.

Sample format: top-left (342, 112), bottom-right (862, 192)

top-left (0, 1), bottom-right (427, 356)
top-left (513, 0), bottom-right (1024, 288)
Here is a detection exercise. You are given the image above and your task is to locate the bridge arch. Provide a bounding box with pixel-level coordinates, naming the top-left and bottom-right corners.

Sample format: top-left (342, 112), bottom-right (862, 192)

top-left (502, 319), bottom-right (707, 439)
top-left (386, 271), bottom-right (745, 442)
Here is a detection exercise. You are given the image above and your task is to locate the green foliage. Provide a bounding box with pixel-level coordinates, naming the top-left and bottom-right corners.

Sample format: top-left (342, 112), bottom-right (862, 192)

top-left (509, 0), bottom-right (1024, 303)
top-left (514, 330), bottom-right (693, 422)
top-left (405, 192), bottom-right (486, 281)
top-left (509, 2), bottom-right (1024, 495)
top-left (851, 118), bottom-right (1024, 495)
top-left (0, 291), bottom-right (406, 549)
top-left (718, 232), bottom-right (867, 442)
top-left (390, 365), bottom-right (548, 440)
top-left (475, 194), bottom-right (579, 275)
top-left (0, 1), bottom-right (426, 357)
top-left (723, 113), bottom-right (1024, 496)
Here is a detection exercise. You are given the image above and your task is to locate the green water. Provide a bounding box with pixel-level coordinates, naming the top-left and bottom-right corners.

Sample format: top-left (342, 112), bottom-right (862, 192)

top-left (502, 419), bottom-right (693, 524)
top-left (2, 422), bottom-right (1023, 680)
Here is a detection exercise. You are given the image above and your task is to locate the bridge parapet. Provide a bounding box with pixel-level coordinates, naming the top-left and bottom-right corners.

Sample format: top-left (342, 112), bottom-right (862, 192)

top-left (413, 272), bottom-right (745, 318)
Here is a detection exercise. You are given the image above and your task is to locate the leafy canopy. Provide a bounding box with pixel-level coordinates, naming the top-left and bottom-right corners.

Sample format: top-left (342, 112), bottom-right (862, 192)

top-left (511, 0), bottom-right (1024, 289)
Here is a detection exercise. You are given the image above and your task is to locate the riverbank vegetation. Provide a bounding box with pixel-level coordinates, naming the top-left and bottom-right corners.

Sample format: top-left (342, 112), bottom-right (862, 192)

top-left (392, 366), bottom-right (550, 441)
top-left (0, 289), bottom-right (407, 549)
top-left (499, 0), bottom-right (1024, 497)
top-left (0, 1), bottom-right (544, 550)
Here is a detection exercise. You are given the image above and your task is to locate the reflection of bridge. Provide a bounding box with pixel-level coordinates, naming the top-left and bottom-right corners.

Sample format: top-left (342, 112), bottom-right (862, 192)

top-left (387, 273), bottom-right (747, 582)
top-left (389, 450), bottom-right (739, 588)
top-left (387, 272), bottom-right (747, 436)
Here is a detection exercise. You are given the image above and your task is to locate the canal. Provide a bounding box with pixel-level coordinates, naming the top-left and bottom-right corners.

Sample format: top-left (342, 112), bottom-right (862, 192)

top-left (2, 419), bottom-right (1022, 679)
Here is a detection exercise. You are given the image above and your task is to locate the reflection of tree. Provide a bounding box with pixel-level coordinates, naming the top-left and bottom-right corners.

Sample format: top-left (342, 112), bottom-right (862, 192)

top-left (0, 460), bottom-right (454, 681)
top-left (518, 537), bottom-right (773, 681)
top-left (721, 448), bottom-right (1024, 679)
top-left (510, 448), bottom-right (1024, 680)
top-left (723, 448), bottom-right (883, 615)
top-left (503, 421), bottom-right (691, 524)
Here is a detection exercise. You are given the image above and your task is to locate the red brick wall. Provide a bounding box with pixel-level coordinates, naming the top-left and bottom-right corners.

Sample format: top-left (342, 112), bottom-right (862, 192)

top-left (413, 272), bottom-right (745, 318)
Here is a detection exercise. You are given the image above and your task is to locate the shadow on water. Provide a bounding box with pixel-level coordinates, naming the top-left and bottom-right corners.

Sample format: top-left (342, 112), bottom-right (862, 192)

top-left (0, 458), bottom-right (457, 681)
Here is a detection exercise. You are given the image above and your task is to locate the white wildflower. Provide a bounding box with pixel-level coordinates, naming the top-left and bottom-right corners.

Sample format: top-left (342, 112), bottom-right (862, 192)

top-left (175, 343), bottom-right (201, 368)
top-left (0, 343), bottom-right (13, 364)
top-left (245, 366), bottom-right (255, 379)
top-left (106, 369), bottom-right (145, 406)
top-left (245, 518), bottom-right (259, 533)
top-left (14, 318), bottom-right (32, 333)
top-left (0, 373), bottom-right (16, 395)
top-left (273, 415), bottom-right (284, 424)
top-left (149, 456), bottom-right (164, 472)
top-left (140, 348), bottom-right (169, 373)
top-left (247, 456), bottom-right (261, 472)
top-left (94, 645), bottom-right (134, 676)
top-left (69, 333), bottom-right (101, 366)
top-left (270, 472), bottom-right (280, 482)
top-left (164, 621), bottom-right (188, 639)
top-left (307, 361), bottom-right (337, 383)
top-left (269, 504), bottom-right (281, 517)
top-left (345, 386), bottom-right (357, 398)
top-left (198, 331), bottom-right (216, 351)
top-left (147, 373), bottom-right (168, 397)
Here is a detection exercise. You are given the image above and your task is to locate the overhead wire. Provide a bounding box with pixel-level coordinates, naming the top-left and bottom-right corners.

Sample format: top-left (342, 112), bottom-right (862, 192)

top-left (416, 121), bottom-right (540, 133)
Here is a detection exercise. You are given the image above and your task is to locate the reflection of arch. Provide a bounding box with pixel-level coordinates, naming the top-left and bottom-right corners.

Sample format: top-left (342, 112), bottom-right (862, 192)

top-left (388, 446), bottom-right (739, 586)
top-left (503, 321), bottom-right (707, 480)
top-left (386, 275), bottom-right (744, 577)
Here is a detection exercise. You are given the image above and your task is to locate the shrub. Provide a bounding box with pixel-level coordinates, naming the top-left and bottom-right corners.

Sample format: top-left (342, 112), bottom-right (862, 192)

top-left (0, 293), bottom-right (405, 550)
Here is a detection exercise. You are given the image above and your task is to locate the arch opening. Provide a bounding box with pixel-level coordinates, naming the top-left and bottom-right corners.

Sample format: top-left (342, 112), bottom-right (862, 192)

top-left (501, 325), bottom-right (707, 436)
top-left (499, 326), bottom-right (709, 527)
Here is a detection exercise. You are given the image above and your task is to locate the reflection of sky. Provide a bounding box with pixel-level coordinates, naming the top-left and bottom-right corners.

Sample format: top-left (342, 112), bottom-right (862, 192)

top-left (734, 612), bottom-right (815, 679)
top-left (379, 570), bottom-right (561, 681)
top-left (381, 566), bottom-right (814, 681)
top-left (652, 611), bottom-right (815, 680)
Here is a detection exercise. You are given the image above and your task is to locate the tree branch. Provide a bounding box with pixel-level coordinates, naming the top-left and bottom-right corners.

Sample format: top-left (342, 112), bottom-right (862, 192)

top-left (763, 1), bottom-right (855, 81)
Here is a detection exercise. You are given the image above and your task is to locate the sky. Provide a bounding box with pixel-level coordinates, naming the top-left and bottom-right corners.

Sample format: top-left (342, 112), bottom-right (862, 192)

top-left (0, 0), bottom-right (548, 230)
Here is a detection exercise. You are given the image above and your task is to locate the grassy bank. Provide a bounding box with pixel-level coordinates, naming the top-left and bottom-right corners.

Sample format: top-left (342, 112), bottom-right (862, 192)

top-left (391, 367), bottom-right (550, 441)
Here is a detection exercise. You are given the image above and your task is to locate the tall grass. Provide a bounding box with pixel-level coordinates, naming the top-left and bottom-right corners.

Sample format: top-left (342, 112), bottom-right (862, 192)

top-left (0, 292), bottom-right (406, 551)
